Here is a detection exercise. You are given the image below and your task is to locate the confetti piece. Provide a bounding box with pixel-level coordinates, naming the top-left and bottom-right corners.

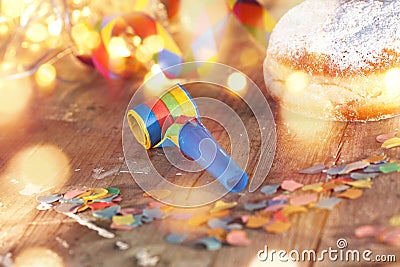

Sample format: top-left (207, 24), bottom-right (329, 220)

top-left (110, 223), bottom-right (135, 231)
top-left (135, 249), bottom-right (160, 267)
top-left (112, 215), bottom-right (135, 226)
top-left (119, 208), bottom-right (142, 215)
top-left (363, 154), bottom-right (388, 164)
top-left (379, 162), bottom-right (400, 174)
top-left (376, 228), bottom-right (400, 246)
top-left (364, 164), bottom-right (383, 173)
top-left (227, 223), bottom-right (243, 231)
top-left (246, 216), bottom-right (270, 229)
top-left (265, 220), bottom-right (292, 234)
top-left (87, 202), bottom-right (117, 211)
top-left (188, 215), bottom-right (210, 227)
top-left (315, 197), bottom-right (341, 210)
top-left (272, 194), bottom-right (289, 201)
top-left (196, 237), bottom-right (222, 251)
top-left (244, 200), bottom-right (267, 211)
top-left (382, 137), bottom-right (400, 149)
top-left (264, 204), bottom-right (286, 212)
top-left (207, 218), bottom-right (233, 229)
top-left (143, 190), bottom-right (171, 199)
top-left (226, 230), bottom-right (251, 246)
top-left (142, 207), bottom-right (167, 220)
top-left (209, 200), bottom-right (237, 213)
top-left (350, 172), bottom-right (379, 180)
top-left (298, 164), bottom-right (325, 174)
top-left (281, 206), bottom-right (308, 217)
top-left (333, 185), bottom-right (351, 193)
top-left (376, 132), bottom-right (397, 143)
top-left (326, 165), bottom-right (346, 176)
top-left (170, 214), bottom-right (193, 220)
top-left (260, 184), bottom-right (280, 195)
top-left (64, 189), bottom-right (86, 200)
top-left (390, 215), bottom-right (400, 227)
top-left (337, 188), bottom-right (363, 199)
top-left (59, 198), bottom-right (84, 204)
top-left (346, 178), bottom-right (372, 189)
top-left (82, 188), bottom-right (109, 201)
top-left (338, 161), bottom-right (370, 175)
top-left (290, 193), bottom-right (318, 206)
top-left (54, 203), bottom-right (77, 213)
top-left (93, 206), bottom-right (121, 218)
top-left (165, 233), bottom-right (188, 244)
top-left (302, 182), bottom-right (324, 192)
top-left (268, 199), bottom-right (287, 206)
top-left (92, 194), bottom-right (119, 203)
top-left (208, 228), bottom-right (227, 242)
top-left (355, 225), bottom-right (385, 238)
top-left (281, 180), bottom-right (304, 192)
top-left (36, 194), bottom-right (63, 204)
top-left (36, 203), bottom-right (53, 211)
top-left (106, 187), bottom-right (120, 195)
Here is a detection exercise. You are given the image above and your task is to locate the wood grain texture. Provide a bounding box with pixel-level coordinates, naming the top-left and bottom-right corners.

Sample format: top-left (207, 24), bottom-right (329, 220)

top-left (1, 3), bottom-right (400, 267)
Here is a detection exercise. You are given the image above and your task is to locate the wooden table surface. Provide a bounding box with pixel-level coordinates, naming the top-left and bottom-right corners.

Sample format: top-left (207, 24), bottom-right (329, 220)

top-left (1, 2), bottom-right (400, 267)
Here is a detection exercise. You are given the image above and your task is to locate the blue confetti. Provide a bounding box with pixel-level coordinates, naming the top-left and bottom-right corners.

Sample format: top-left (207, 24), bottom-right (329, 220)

top-left (93, 205), bottom-right (121, 218)
top-left (260, 184), bottom-right (280, 195)
top-left (268, 199), bottom-right (287, 207)
top-left (315, 197), bottom-right (341, 210)
top-left (244, 200), bottom-right (267, 211)
top-left (195, 237), bottom-right (222, 251)
top-left (350, 172), bottom-right (379, 180)
top-left (165, 233), bottom-right (188, 244)
top-left (208, 218), bottom-right (233, 229)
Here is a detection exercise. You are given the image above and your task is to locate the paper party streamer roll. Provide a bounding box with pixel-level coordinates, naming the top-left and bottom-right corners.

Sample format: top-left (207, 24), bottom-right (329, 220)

top-left (127, 84), bottom-right (248, 192)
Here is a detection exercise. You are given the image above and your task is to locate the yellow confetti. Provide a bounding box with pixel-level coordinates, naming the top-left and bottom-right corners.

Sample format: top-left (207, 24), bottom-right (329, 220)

top-left (363, 154), bottom-right (387, 164)
top-left (188, 215), bottom-right (210, 227)
top-left (264, 221), bottom-right (292, 234)
top-left (346, 178), bottom-right (372, 189)
top-left (337, 188), bottom-right (363, 199)
top-left (143, 189), bottom-right (171, 199)
top-left (83, 188), bottom-right (108, 201)
top-left (382, 137), bottom-right (400, 149)
top-left (112, 215), bottom-right (135, 225)
top-left (209, 200), bottom-right (237, 213)
top-left (281, 205), bottom-right (308, 217)
top-left (389, 215), bottom-right (400, 227)
top-left (207, 228), bottom-right (227, 242)
top-left (302, 182), bottom-right (324, 192)
top-left (76, 205), bottom-right (89, 212)
top-left (246, 216), bottom-right (270, 229)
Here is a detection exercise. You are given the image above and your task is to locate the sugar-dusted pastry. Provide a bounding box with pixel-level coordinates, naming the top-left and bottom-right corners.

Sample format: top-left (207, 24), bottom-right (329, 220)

top-left (264, 0), bottom-right (400, 121)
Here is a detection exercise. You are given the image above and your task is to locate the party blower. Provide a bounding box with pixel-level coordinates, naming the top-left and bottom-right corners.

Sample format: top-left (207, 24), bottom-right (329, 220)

top-left (127, 84), bottom-right (248, 192)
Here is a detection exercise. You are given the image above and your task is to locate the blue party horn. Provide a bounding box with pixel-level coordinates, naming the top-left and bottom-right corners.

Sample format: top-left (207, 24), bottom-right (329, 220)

top-left (127, 84), bottom-right (248, 192)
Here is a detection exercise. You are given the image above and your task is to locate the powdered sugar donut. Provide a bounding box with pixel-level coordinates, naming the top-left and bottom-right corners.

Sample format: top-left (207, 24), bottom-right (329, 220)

top-left (264, 0), bottom-right (400, 121)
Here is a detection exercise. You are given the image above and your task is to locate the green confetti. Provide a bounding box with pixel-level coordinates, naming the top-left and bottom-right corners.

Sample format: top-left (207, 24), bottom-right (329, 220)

top-left (379, 162), bottom-right (400, 174)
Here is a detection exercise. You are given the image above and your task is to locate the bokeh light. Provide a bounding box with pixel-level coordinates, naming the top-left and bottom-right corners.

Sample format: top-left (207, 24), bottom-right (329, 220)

top-left (285, 71), bottom-right (309, 93)
top-left (26, 23), bottom-right (48, 43)
top-left (1, 0), bottom-right (25, 19)
top-left (108, 36), bottom-right (131, 58)
top-left (47, 19), bottom-right (63, 36)
top-left (0, 77), bottom-right (33, 127)
top-left (35, 63), bottom-right (57, 90)
top-left (6, 144), bottom-right (71, 192)
top-left (143, 35), bottom-right (164, 54)
top-left (227, 72), bottom-right (248, 94)
top-left (14, 246), bottom-right (64, 267)
top-left (384, 68), bottom-right (400, 97)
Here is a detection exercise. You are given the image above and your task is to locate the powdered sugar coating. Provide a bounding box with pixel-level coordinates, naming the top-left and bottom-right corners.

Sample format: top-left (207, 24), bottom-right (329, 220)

top-left (268, 0), bottom-right (400, 76)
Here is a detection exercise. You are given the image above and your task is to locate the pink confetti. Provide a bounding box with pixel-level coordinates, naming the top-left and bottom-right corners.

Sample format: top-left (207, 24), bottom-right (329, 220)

top-left (354, 225), bottom-right (385, 238)
top-left (110, 223), bottom-right (135, 231)
top-left (241, 215), bottom-right (250, 224)
top-left (272, 194), bottom-right (289, 201)
top-left (148, 201), bottom-right (166, 209)
top-left (290, 194), bottom-right (318, 206)
top-left (226, 230), bottom-right (251, 246)
top-left (377, 228), bottom-right (400, 246)
top-left (119, 208), bottom-right (142, 215)
top-left (64, 189), bottom-right (87, 200)
top-left (281, 180), bottom-right (304, 192)
top-left (113, 196), bottom-right (123, 202)
top-left (376, 132), bottom-right (397, 143)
